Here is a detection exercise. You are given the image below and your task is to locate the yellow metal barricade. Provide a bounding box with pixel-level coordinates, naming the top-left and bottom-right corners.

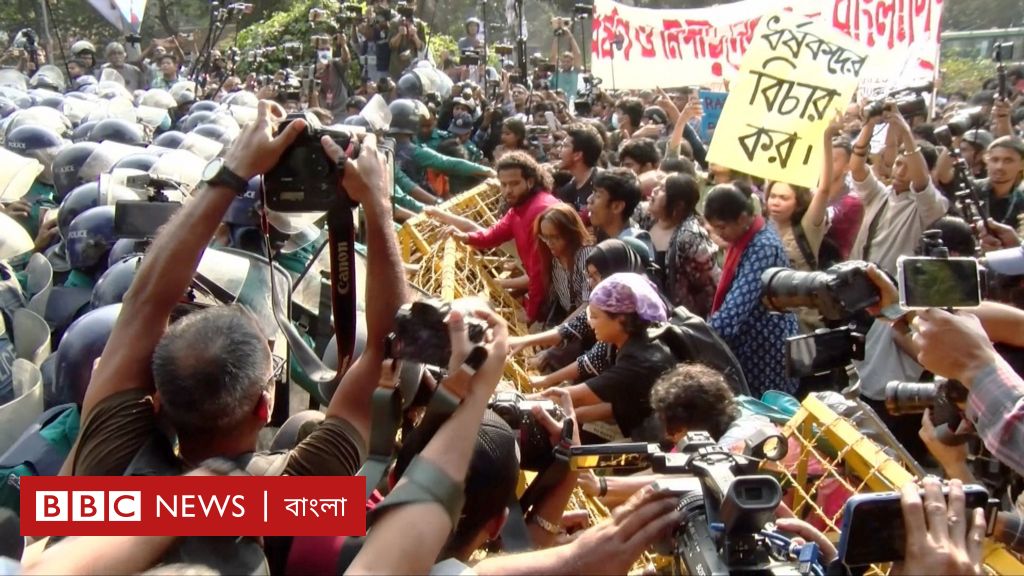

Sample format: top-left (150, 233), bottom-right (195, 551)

top-left (779, 395), bottom-right (1022, 575)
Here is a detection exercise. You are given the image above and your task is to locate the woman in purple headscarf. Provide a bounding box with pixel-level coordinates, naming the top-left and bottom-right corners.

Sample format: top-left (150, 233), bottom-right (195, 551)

top-left (562, 272), bottom-right (677, 442)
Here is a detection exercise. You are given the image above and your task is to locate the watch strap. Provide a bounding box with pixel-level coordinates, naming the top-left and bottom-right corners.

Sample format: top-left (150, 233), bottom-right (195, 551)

top-left (880, 303), bottom-right (908, 322)
top-left (208, 162), bottom-right (248, 195)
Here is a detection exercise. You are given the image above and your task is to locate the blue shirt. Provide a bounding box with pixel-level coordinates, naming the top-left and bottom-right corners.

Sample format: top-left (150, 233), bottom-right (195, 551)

top-left (709, 225), bottom-right (798, 398)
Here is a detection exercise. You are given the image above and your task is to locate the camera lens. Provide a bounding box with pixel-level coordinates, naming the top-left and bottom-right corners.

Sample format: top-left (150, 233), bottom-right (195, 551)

top-left (884, 381), bottom-right (940, 415)
top-left (761, 268), bottom-right (830, 313)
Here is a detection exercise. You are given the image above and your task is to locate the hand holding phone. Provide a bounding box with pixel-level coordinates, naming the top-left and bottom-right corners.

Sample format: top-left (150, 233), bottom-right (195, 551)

top-left (837, 480), bottom-right (993, 567)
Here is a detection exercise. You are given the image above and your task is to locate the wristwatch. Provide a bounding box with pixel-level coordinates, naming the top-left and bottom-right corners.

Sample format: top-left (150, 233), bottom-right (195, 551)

top-left (879, 303), bottom-right (908, 322)
top-left (201, 158), bottom-right (248, 196)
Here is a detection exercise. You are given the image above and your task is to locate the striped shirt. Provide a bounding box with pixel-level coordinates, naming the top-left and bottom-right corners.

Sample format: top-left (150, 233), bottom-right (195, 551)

top-left (966, 357), bottom-right (1024, 476)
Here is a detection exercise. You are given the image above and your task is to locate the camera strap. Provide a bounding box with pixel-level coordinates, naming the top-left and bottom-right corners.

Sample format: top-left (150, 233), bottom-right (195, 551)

top-left (357, 359), bottom-right (404, 500)
top-left (861, 196), bottom-right (888, 263)
top-left (791, 222), bottom-right (818, 271)
top-left (519, 419), bottom-right (574, 513)
top-left (326, 198), bottom-right (358, 378)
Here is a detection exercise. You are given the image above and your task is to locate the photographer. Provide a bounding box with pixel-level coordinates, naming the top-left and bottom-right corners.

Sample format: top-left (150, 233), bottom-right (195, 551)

top-left (63, 100), bottom-right (407, 500)
top-left (387, 5), bottom-right (424, 81)
top-left (347, 304), bottom-right (510, 575)
top-left (549, 22), bottom-right (583, 102)
top-left (849, 102), bottom-right (948, 276)
top-left (314, 33), bottom-right (352, 121)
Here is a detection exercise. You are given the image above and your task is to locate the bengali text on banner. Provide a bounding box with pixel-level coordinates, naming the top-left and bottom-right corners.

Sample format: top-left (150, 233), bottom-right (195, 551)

top-left (706, 12), bottom-right (869, 189)
top-left (589, 0), bottom-right (942, 95)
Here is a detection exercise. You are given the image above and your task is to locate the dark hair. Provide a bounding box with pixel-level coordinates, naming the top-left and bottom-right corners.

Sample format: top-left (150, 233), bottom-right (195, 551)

top-left (989, 135), bottom-right (1024, 159)
top-left (151, 305), bottom-right (270, 439)
top-left (765, 181), bottom-right (811, 224)
top-left (970, 90), bottom-right (996, 107)
top-left (593, 167), bottom-right (643, 220)
top-left (929, 216), bottom-right (977, 256)
top-left (535, 204), bottom-right (592, 290)
top-left (650, 364), bottom-right (739, 440)
top-left (832, 137), bottom-right (853, 158)
top-left (586, 238), bottom-right (647, 278)
top-left (619, 138), bottom-right (661, 170)
top-left (156, 54), bottom-right (177, 65)
top-left (394, 410), bottom-right (519, 559)
top-left (565, 124), bottom-right (603, 168)
top-left (436, 137), bottom-right (468, 160)
top-left (615, 97), bottom-right (644, 128)
top-left (704, 183), bottom-right (753, 222)
top-left (912, 123), bottom-right (938, 146)
top-left (495, 150), bottom-right (553, 192)
top-left (916, 140), bottom-right (939, 171)
top-left (660, 156), bottom-right (696, 177)
top-left (662, 174), bottom-right (700, 220)
top-left (501, 117), bottom-right (526, 148)
top-left (604, 311), bottom-right (650, 338)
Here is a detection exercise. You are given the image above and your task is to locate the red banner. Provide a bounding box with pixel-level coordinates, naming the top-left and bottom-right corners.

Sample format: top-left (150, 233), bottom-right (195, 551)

top-left (589, 0), bottom-right (943, 92)
top-left (20, 476), bottom-right (367, 537)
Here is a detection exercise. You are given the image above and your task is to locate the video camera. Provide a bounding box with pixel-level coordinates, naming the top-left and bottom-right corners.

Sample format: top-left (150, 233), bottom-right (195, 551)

top-left (995, 42), bottom-right (1014, 101)
top-left (489, 391), bottom-right (564, 471)
top-left (652, 432), bottom-right (803, 576)
top-left (459, 49), bottom-right (481, 67)
top-left (529, 53), bottom-right (556, 74)
top-left (264, 111), bottom-right (365, 212)
top-left (551, 16), bottom-right (572, 36)
top-left (395, 1), bottom-right (415, 20)
top-left (761, 260), bottom-right (880, 322)
top-left (863, 83), bottom-right (932, 122)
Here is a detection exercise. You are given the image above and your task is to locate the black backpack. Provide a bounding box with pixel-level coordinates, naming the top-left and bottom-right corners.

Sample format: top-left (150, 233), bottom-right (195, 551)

top-left (648, 306), bottom-right (749, 396)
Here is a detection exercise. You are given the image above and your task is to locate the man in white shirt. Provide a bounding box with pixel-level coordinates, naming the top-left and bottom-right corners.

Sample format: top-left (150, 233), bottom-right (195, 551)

top-left (847, 107), bottom-right (947, 276)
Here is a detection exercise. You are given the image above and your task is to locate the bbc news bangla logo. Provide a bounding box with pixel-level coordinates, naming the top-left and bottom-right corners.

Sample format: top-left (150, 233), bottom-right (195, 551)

top-left (21, 476), bottom-right (366, 537)
top-left (36, 491), bottom-right (142, 522)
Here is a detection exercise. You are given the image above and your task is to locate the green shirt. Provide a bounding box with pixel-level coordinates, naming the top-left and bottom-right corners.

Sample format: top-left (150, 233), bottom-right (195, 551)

top-left (417, 129), bottom-right (453, 151)
top-left (64, 269), bottom-right (95, 289)
top-left (21, 182), bottom-right (57, 238)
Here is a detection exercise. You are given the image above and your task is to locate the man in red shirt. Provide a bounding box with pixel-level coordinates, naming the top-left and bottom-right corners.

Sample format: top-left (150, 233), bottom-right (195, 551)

top-left (425, 151), bottom-right (561, 323)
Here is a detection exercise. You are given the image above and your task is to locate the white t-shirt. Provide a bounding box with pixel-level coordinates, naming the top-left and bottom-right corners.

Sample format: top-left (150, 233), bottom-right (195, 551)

top-left (849, 171), bottom-right (948, 277)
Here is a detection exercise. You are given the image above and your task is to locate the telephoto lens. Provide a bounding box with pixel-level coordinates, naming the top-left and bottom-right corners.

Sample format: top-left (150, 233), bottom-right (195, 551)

top-left (884, 381), bottom-right (940, 415)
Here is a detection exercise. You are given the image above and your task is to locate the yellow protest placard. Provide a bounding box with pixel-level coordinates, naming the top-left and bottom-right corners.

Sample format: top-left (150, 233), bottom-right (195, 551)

top-left (706, 12), bottom-right (869, 189)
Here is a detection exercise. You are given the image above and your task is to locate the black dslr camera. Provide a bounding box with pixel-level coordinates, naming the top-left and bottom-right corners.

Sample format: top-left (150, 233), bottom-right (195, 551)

top-left (395, 1), bottom-right (415, 20)
top-left (391, 299), bottom-right (487, 367)
top-left (459, 49), bottom-right (481, 67)
top-left (761, 260), bottom-right (880, 322)
top-left (863, 91), bottom-right (928, 121)
top-left (885, 377), bottom-right (969, 444)
top-left (264, 112), bottom-right (361, 212)
top-left (489, 391), bottom-right (564, 471)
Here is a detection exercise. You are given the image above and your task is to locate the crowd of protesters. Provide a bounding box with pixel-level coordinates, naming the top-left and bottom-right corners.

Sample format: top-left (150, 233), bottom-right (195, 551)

top-left (1, 3), bottom-right (1024, 574)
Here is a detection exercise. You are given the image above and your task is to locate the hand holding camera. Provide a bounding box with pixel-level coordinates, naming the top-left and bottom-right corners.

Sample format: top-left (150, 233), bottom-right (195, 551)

top-left (223, 100), bottom-right (305, 181)
top-left (323, 131), bottom-right (387, 207)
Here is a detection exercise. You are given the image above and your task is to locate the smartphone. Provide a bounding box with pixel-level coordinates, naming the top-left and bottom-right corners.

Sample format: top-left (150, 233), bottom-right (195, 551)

top-left (897, 256), bottom-right (981, 310)
top-left (837, 485), bottom-right (995, 566)
top-left (568, 443), bottom-right (660, 471)
top-left (114, 200), bottom-right (181, 239)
